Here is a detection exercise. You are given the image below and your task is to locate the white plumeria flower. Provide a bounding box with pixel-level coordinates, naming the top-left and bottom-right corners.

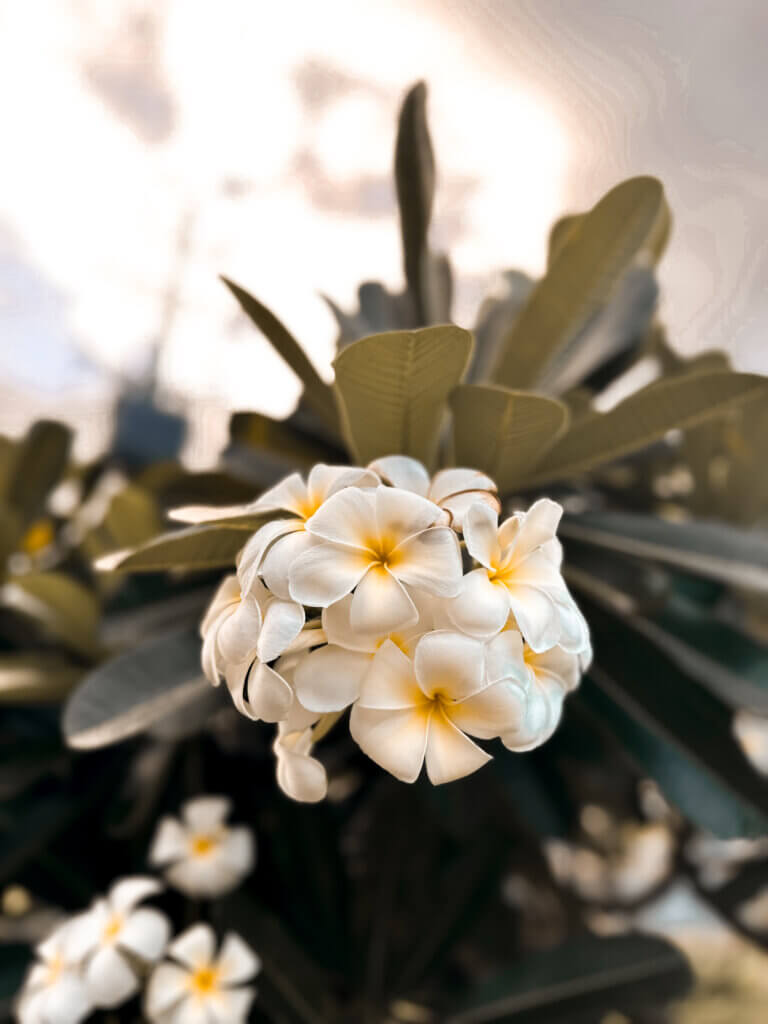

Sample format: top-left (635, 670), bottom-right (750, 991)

top-left (448, 499), bottom-right (590, 653)
top-left (66, 877), bottom-right (170, 1010)
top-left (200, 574), bottom-right (305, 722)
top-left (232, 464), bottom-right (379, 600)
top-left (502, 641), bottom-right (587, 752)
top-left (369, 455), bottom-right (500, 529)
top-left (288, 486), bottom-right (463, 633)
top-left (292, 591), bottom-right (443, 714)
top-left (149, 796), bottom-right (255, 898)
top-left (272, 677), bottom-right (328, 803)
top-left (350, 630), bottom-right (528, 785)
top-left (15, 918), bottom-right (92, 1024)
top-left (145, 923), bottom-right (260, 1024)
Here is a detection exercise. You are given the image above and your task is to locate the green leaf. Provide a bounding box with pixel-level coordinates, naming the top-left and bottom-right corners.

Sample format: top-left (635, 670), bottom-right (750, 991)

top-left (5, 420), bottom-right (72, 522)
top-left (394, 81), bottom-right (436, 325)
top-left (0, 652), bottom-right (83, 703)
top-left (525, 371), bottom-right (768, 485)
top-left (62, 627), bottom-right (208, 749)
top-left (450, 384), bottom-right (568, 491)
top-left (494, 177), bottom-right (669, 389)
top-left (221, 276), bottom-right (338, 431)
top-left (579, 599), bottom-right (768, 837)
top-left (444, 933), bottom-right (690, 1023)
top-left (95, 523), bottom-right (255, 573)
top-left (561, 510), bottom-right (768, 592)
top-left (333, 326), bottom-right (473, 467)
top-left (228, 411), bottom-right (342, 466)
top-left (102, 483), bottom-right (163, 549)
top-left (2, 572), bottom-right (100, 658)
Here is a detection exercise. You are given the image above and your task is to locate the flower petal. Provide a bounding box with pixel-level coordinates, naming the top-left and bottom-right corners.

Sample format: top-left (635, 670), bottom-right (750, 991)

top-left (238, 519), bottom-right (304, 596)
top-left (168, 923), bottom-right (216, 969)
top-left (294, 645), bottom-right (371, 712)
top-left (414, 630), bottom-right (486, 701)
top-left (209, 987), bottom-right (256, 1024)
top-left (528, 644), bottom-right (582, 692)
top-left (217, 933), bottom-right (261, 985)
top-left (256, 598), bottom-right (305, 663)
top-left (275, 737), bottom-right (328, 803)
top-left (145, 963), bottom-right (189, 1018)
top-left (40, 971), bottom-right (91, 1024)
top-left (201, 576), bottom-right (240, 636)
top-left (183, 796), bottom-right (231, 832)
top-left (304, 487), bottom-right (375, 547)
top-left (507, 585), bottom-right (562, 653)
top-left (350, 705), bottom-right (429, 783)
top-left (228, 661), bottom-right (293, 723)
top-left (424, 707), bottom-right (491, 785)
top-left (357, 639), bottom-right (425, 710)
top-left (463, 502), bottom-right (501, 568)
top-left (509, 498), bottom-right (562, 556)
top-left (448, 681), bottom-right (527, 740)
top-left (109, 876), bottom-right (162, 914)
top-left (368, 456), bottom-right (430, 496)
top-left (250, 472), bottom-right (308, 516)
top-left (429, 468), bottom-right (496, 504)
top-left (308, 464), bottom-right (379, 504)
top-left (390, 527), bottom-right (463, 597)
top-left (85, 947), bottom-right (138, 1008)
top-left (322, 595), bottom-right (379, 652)
top-left (374, 485), bottom-right (441, 541)
top-left (485, 629), bottom-right (528, 686)
top-left (503, 678), bottom-right (563, 751)
top-left (447, 569), bottom-right (510, 638)
top-left (149, 817), bottom-right (188, 867)
top-left (217, 828), bottom-right (256, 878)
top-left (165, 857), bottom-right (242, 899)
top-left (440, 489), bottom-right (501, 530)
top-left (168, 502), bottom-right (256, 525)
top-left (260, 530), bottom-right (316, 599)
top-left (350, 566), bottom-right (417, 633)
top-left (216, 595), bottom-right (263, 665)
top-left (119, 908), bottom-right (170, 962)
top-left (288, 543), bottom-right (370, 607)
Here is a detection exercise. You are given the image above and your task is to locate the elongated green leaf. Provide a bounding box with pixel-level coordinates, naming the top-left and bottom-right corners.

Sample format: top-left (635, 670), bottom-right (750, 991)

top-left (451, 384), bottom-right (568, 491)
top-left (525, 371), bottom-right (768, 485)
top-left (333, 326), bottom-right (472, 466)
top-left (561, 510), bottom-right (768, 592)
top-left (0, 652), bottom-right (82, 703)
top-left (395, 81), bottom-right (435, 325)
top-left (444, 933), bottom-right (690, 1023)
top-left (228, 411), bottom-right (341, 465)
top-left (63, 627), bottom-right (208, 749)
top-left (580, 600), bottom-right (768, 837)
top-left (2, 573), bottom-right (100, 658)
top-left (494, 177), bottom-right (669, 389)
top-left (221, 276), bottom-right (338, 430)
top-left (95, 523), bottom-right (254, 573)
top-left (5, 421), bottom-right (71, 522)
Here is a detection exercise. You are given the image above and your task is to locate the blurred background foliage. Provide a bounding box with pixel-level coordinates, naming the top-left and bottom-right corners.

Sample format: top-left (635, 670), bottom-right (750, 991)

top-left (2, 59), bottom-right (768, 1024)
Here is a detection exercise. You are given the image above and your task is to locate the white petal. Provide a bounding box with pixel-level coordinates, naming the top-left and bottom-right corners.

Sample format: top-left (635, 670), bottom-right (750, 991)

top-left (183, 796), bottom-right (231, 832)
top-left (374, 485), bottom-right (441, 541)
top-left (228, 661), bottom-right (293, 722)
top-left (168, 923), bottom-right (216, 969)
top-left (350, 567), bottom-right (417, 633)
top-left (503, 678), bottom-right (563, 751)
top-left (168, 502), bottom-right (256, 525)
top-left (424, 707), bottom-right (491, 785)
top-left (447, 569), bottom-right (509, 639)
top-left (304, 487), bottom-right (375, 547)
top-left (507, 586), bottom-right (562, 653)
top-left (62, 907), bottom-right (104, 963)
top-left (294, 645), bottom-right (371, 712)
top-left (275, 739), bottom-right (328, 803)
top-left (429, 468), bottom-right (496, 504)
top-left (256, 598), bottom-right (305, 662)
top-left (260, 530), bottom-right (316, 599)
top-left (163, 997), bottom-right (208, 1024)
top-left (85, 946), bottom-right (138, 1008)
top-left (307, 464), bottom-right (379, 504)
top-left (250, 472), bottom-right (308, 516)
top-left (237, 519), bottom-right (304, 596)
top-left (46, 972), bottom-right (92, 1024)
top-left (149, 817), bottom-right (188, 867)
top-left (145, 963), bottom-right (189, 1018)
top-left (463, 502), bottom-right (501, 568)
top-left (217, 933), bottom-right (261, 985)
top-left (36, 919), bottom-right (75, 963)
top-left (552, 591), bottom-right (591, 655)
top-left (542, 537), bottom-right (563, 567)
top-left (200, 577), bottom-right (240, 636)
top-left (528, 645), bottom-right (582, 692)
top-left (209, 987), bottom-right (256, 1024)
top-left (368, 456), bottom-right (430, 495)
top-left (217, 828), bottom-right (256, 877)
top-left (448, 681), bottom-right (527, 740)
top-left (109, 876), bottom-right (162, 913)
top-left (119, 908), bottom-right (170, 962)
top-left (165, 857), bottom-right (242, 898)
top-left (510, 498), bottom-right (562, 556)
top-left (216, 595), bottom-right (263, 666)
top-left (288, 543), bottom-right (370, 607)
top-left (357, 639), bottom-right (424, 710)
top-left (201, 608), bottom-right (229, 685)
top-left (439, 490), bottom-right (501, 530)
top-left (350, 705), bottom-right (429, 783)
top-left (485, 629), bottom-right (529, 686)
top-left (322, 595), bottom-right (380, 652)
top-left (281, 687), bottom-right (322, 731)
top-left (414, 630), bottom-right (486, 702)
top-left (390, 527), bottom-right (463, 597)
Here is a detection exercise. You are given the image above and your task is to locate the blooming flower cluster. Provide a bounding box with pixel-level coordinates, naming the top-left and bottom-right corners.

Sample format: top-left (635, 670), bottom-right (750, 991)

top-left (178, 457), bottom-right (592, 802)
top-left (15, 798), bottom-right (258, 1024)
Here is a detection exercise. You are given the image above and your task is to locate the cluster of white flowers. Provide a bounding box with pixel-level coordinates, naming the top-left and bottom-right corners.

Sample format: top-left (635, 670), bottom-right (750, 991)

top-left (178, 457), bottom-right (592, 803)
top-left (16, 798), bottom-right (258, 1024)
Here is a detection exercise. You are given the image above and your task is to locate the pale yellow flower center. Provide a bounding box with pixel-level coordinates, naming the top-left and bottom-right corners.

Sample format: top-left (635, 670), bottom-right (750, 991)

top-left (190, 832), bottom-right (221, 858)
top-left (45, 953), bottom-right (65, 985)
top-left (102, 914), bottom-right (123, 943)
top-left (364, 534), bottom-right (401, 569)
top-left (189, 964), bottom-right (220, 997)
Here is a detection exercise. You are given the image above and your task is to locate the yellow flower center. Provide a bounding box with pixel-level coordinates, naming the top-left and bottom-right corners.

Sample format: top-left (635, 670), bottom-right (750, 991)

top-left (364, 534), bottom-right (401, 569)
top-left (102, 915), bottom-right (123, 943)
top-left (45, 953), bottom-right (65, 985)
top-left (22, 519), bottom-right (55, 554)
top-left (189, 964), bottom-right (220, 997)
top-left (190, 833), bottom-right (219, 857)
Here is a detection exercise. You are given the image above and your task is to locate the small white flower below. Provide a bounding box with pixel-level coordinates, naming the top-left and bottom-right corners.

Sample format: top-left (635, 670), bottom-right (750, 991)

top-left (15, 918), bottom-right (92, 1024)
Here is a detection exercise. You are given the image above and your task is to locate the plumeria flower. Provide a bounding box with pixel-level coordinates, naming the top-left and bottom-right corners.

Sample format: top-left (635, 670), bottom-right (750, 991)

top-left (448, 499), bottom-right (590, 652)
top-left (15, 918), bottom-right (92, 1024)
top-left (350, 630), bottom-right (528, 785)
top-left (200, 574), bottom-right (305, 722)
top-left (272, 673), bottom-right (328, 803)
top-left (149, 796), bottom-right (255, 898)
top-left (502, 642), bottom-right (588, 752)
top-left (67, 877), bottom-right (170, 1010)
top-left (369, 455), bottom-right (500, 529)
top-left (145, 923), bottom-right (260, 1024)
top-left (292, 591), bottom-right (443, 713)
top-left (289, 485), bottom-right (463, 633)
top-left (227, 464), bottom-right (378, 600)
